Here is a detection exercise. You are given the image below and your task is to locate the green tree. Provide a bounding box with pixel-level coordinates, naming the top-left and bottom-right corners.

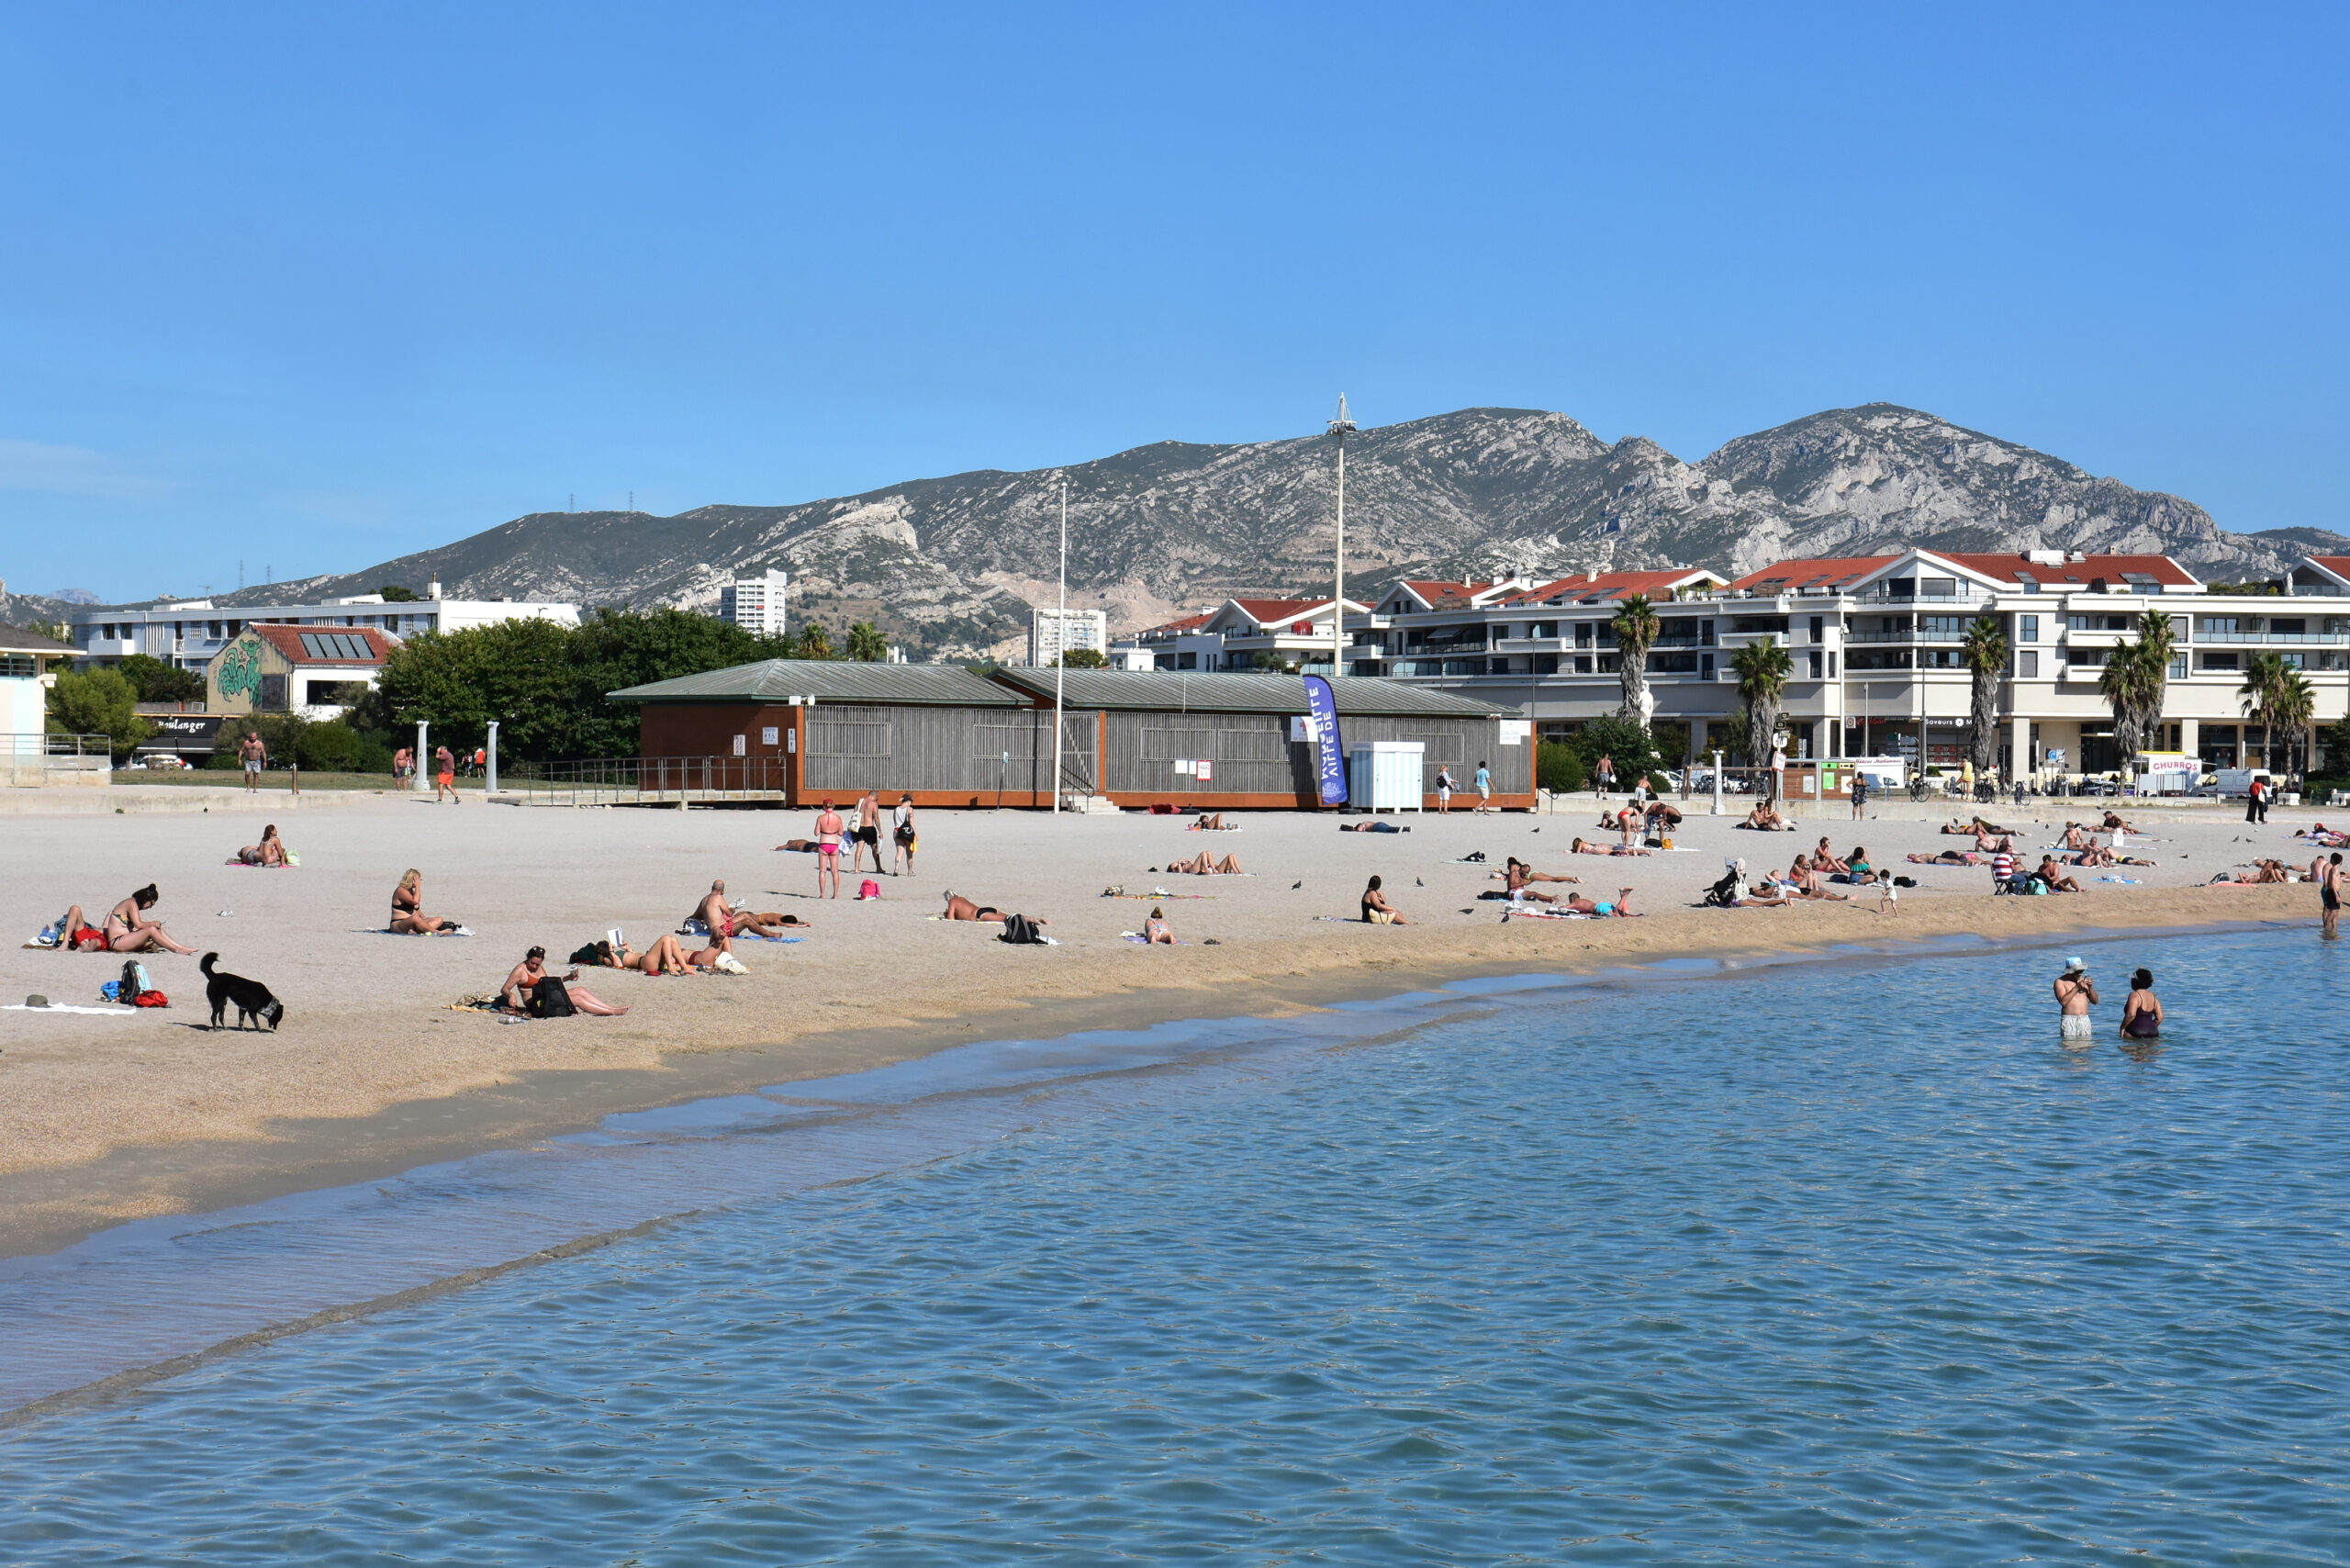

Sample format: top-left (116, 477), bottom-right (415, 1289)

top-left (296, 719), bottom-right (370, 772)
top-left (376, 585), bottom-right (421, 601)
top-left (794, 622), bottom-right (836, 660)
top-left (846, 621), bottom-right (889, 662)
top-left (1610, 594), bottom-right (1662, 730)
top-left (2269, 667), bottom-right (2317, 779)
top-left (1962, 615), bottom-right (2010, 773)
top-left (1730, 638), bottom-right (1793, 791)
top-left (1058, 647), bottom-right (1108, 669)
top-left (2097, 615), bottom-right (2173, 767)
top-left (116, 652), bottom-right (205, 703)
top-left (1570, 714), bottom-right (1665, 791)
top-left (1535, 740), bottom-right (1587, 794)
top-left (2237, 650), bottom-right (2291, 770)
top-left (47, 668), bottom-right (151, 757)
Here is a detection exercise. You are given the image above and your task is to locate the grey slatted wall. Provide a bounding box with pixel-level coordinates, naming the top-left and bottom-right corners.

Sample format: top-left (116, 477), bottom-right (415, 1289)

top-left (801, 704), bottom-right (1102, 798)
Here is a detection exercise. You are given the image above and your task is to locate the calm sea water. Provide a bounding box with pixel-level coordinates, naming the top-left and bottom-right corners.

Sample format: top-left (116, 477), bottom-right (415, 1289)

top-left (5, 927), bottom-right (2346, 1564)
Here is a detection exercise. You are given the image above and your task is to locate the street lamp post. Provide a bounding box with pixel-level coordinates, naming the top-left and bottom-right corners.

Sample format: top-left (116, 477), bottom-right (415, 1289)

top-left (1329, 396), bottom-right (1356, 678)
top-left (1052, 478), bottom-right (1068, 815)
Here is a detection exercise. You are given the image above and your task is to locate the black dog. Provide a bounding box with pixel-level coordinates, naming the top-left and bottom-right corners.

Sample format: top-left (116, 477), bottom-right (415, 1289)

top-left (202, 951), bottom-right (285, 1031)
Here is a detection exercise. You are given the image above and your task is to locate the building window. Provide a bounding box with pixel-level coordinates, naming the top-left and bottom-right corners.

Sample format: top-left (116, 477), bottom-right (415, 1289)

top-left (1701, 652), bottom-right (1716, 681)
top-left (1826, 652), bottom-right (1836, 678)
top-left (1807, 651), bottom-right (1822, 679)
top-left (1809, 615), bottom-right (1825, 644)
top-left (1574, 655), bottom-right (1594, 675)
top-left (2200, 652), bottom-right (2239, 672)
top-left (2066, 647), bottom-right (2109, 666)
top-left (2198, 616), bottom-right (2240, 634)
top-left (1176, 652), bottom-right (1196, 670)
top-left (1699, 619), bottom-right (1716, 646)
top-left (2169, 653), bottom-right (2188, 680)
top-left (2019, 614), bottom-right (2038, 643)
top-left (2018, 650), bottom-right (2039, 678)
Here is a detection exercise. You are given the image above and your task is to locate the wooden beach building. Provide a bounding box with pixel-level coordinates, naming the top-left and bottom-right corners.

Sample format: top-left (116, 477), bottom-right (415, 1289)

top-left (607, 660), bottom-right (1528, 810)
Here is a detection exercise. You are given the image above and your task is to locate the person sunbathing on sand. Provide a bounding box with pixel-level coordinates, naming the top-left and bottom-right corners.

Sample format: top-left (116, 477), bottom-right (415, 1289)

top-left (2075, 844), bottom-right (2155, 868)
top-left (1972, 828), bottom-right (2014, 853)
top-left (1165, 851), bottom-right (1243, 874)
top-left (1812, 837), bottom-right (1850, 874)
top-left (99, 884), bottom-right (197, 955)
top-left (1499, 858), bottom-right (1563, 904)
top-left (1492, 857), bottom-right (1579, 887)
top-left (1142, 905), bottom-right (1176, 944)
top-left (1360, 875), bottom-right (1409, 924)
top-left (1740, 803), bottom-right (1788, 832)
top-left (1191, 812), bottom-right (1234, 831)
top-left (234, 823), bottom-right (290, 867)
top-left (689, 879), bottom-right (807, 942)
top-left (1787, 855), bottom-right (1851, 901)
top-left (2061, 823), bottom-right (2094, 852)
top-left (2035, 857), bottom-right (2084, 893)
top-left (942, 891), bottom-right (1044, 924)
top-left (1571, 835), bottom-right (1652, 857)
top-left (591, 935), bottom-right (716, 975)
top-left (1561, 887), bottom-right (1639, 917)
top-left (391, 869), bottom-right (463, 935)
top-left (47, 904), bottom-right (111, 953)
top-left (499, 946), bottom-right (628, 1015)
top-left (2101, 811), bottom-right (2140, 834)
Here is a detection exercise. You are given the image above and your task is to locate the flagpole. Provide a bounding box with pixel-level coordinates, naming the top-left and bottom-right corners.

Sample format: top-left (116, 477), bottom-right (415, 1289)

top-left (1053, 478), bottom-right (1068, 814)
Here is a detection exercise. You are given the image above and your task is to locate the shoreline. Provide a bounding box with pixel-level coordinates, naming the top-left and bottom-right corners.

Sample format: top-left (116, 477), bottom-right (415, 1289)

top-left (1, 886), bottom-right (2311, 1261)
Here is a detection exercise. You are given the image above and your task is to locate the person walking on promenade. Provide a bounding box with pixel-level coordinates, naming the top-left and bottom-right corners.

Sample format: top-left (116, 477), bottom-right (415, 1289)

top-left (434, 745), bottom-right (460, 803)
top-left (240, 729), bottom-right (266, 794)
top-left (2246, 774), bottom-right (2266, 824)
top-left (1595, 753), bottom-right (1616, 798)
top-left (1474, 760), bottom-right (1493, 813)
top-left (2054, 956), bottom-right (2098, 1044)
top-left (814, 799), bottom-right (845, 898)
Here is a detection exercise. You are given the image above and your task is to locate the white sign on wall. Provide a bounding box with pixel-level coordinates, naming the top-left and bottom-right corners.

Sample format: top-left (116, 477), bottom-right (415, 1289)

top-left (762, 726), bottom-right (779, 745)
top-left (1175, 759), bottom-right (1194, 775)
top-left (1195, 758), bottom-right (1213, 781)
top-left (1497, 720), bottom-right (1532, 746)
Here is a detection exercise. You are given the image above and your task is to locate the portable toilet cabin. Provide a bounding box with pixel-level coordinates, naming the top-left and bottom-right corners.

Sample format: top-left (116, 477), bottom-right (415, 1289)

top-left (1348, 740), bottom-right (1426, 812)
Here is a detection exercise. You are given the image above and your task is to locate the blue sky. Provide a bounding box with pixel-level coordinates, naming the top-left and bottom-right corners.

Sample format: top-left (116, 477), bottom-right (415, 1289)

top-left (2, 3), bottom-right (2344, 601)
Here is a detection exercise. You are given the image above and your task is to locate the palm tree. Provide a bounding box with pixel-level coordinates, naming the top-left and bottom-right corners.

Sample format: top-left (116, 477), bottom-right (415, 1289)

top-left (1730, 638), bottom-right (1793, 795)
top-left (2132, 608), bottom-right (2177, 757)
top-left (1961, 615), bottom-right (2009, 775)
top-left (2270, 667), bottom-right (2318, 781)
top-left (1610, 594), bottom-right (1662, 731)
top-left (846, 621), bottom-right (888, 662)
top-left (2097, 641), bottom-right (2153, 763)
top-left (795, 622), bottom-right (835, 660)
top-left (2239, 650), bottom-right (2290, 770)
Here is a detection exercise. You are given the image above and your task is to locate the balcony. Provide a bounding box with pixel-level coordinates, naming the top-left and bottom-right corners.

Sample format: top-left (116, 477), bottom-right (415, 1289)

top-left (1491, 636), bottom-right (1568, 655)
top-left (2196, 629), bottom-right (2349, 645)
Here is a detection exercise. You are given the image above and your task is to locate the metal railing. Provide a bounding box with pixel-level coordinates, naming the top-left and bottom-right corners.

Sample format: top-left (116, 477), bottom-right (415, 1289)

top-left (3, 732), bottom-right (114, 764)
top-left (504, 755), bottom-right (792, 805)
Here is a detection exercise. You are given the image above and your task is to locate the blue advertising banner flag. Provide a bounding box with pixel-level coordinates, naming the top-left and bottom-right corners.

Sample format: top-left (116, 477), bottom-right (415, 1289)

top-left (1303, 675), bottom-right (1347, 806)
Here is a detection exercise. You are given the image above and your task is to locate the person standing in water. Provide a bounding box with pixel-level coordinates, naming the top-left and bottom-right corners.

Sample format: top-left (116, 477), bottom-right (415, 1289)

top-left (2121, 969), bottom-right (2163, 1039)
top-left (2054, 956), bottom-right (2098, 1043)
top-left (2321, 851), bottom-right (2343, 939)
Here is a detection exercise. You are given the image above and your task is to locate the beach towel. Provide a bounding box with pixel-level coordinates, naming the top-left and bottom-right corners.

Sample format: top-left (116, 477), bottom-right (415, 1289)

top-left (1500, 906), bottom-right (1597, 921)
top-left (2095, 875), bottom-right (2144, 884)
top-left (1907, 852), bottom-right (1981, 866)
top-left (1121, 932), bottom-right (1185, 945)
top-left (443, 992), bottom-right (506, 1013)
top-left (365, 926), bottom-right (473, 936)
top-left (5, 1002), bottom-right (136, 1014)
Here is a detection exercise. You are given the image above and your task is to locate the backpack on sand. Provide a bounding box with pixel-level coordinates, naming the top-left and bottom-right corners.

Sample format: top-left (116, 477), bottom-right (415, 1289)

top-left (530, 977), bottom-right (576, 1017)
top-left (999, 913), bottom-right (1049, 946)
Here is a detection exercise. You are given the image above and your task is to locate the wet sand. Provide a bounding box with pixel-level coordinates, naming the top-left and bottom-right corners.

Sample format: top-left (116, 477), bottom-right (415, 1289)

top-left (1, 788), bottom-right (2330, 1255)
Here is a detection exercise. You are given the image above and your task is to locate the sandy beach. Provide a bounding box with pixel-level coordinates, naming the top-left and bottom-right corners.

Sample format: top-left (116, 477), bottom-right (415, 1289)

top-left (1, 784), bottom-right (2333, 1255)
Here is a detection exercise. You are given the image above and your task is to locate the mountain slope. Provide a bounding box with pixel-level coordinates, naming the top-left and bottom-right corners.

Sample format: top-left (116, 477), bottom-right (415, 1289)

top-left (206, 405), bottom-right (2346, 661)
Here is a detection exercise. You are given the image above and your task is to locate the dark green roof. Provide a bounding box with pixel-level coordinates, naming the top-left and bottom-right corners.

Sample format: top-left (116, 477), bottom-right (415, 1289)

top-left (990, 668), bottom-right (1505, 717)
top-left (609, 660), bottom-right (1025, 706)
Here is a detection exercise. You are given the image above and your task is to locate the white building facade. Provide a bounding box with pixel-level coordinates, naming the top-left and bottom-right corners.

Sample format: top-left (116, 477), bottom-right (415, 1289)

top-left (720, 570), bottom-right (789, 637)
top-left (1371, 550), bottom-right (2350, 778)
top-left (70, 583), bottom-right (581, 673)
top-left (1029, 607), bottom-right (1108, 667)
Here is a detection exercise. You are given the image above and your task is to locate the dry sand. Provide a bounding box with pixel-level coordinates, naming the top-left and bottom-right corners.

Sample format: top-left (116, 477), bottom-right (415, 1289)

top-left (0, 784), bottom-right (2333, 1254)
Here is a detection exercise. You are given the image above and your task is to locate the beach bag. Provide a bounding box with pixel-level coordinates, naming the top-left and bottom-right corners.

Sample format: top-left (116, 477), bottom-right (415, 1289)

top-left (529, 978), bottom-right (576, 1018)
top-left (857, 879), bottom-right (880, 901)
top-left (999, 913), bottom-right (1048, 946)
top-left (894, 819), bottom-right (916, 846)
top-left (132, 990), bottom-right (169, 1008)
top-left (568, 942), bottom-right (600, 966)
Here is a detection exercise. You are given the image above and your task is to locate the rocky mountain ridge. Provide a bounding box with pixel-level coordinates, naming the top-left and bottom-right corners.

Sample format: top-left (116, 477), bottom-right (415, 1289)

top-left (157, 405), bottom-right (2350, 661)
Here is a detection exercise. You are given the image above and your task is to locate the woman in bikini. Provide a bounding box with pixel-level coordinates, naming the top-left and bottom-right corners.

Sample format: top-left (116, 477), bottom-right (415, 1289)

top-left (592, 935), bottom-right (711, 975)
top-left (1166, 851), bottom-right (1243, 874)
top-left (391, 869), bottom-right (459, 935)
top-left (235, 823), bottom-right (290, 867)
top-left (1142, 906), bottom-right (1176, 944)
top-left (102, 885), bottom-right (196, 954)
top-left (1569, 836), bottom-right (1652, 857)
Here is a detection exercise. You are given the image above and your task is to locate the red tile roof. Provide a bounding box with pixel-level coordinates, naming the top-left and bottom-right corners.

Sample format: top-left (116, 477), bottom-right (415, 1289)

top-left (1398, 579), bottom-right (1494, 606)
top-left (1941, 553), bottom-right (2199, 588)
top-left (1230, 598), bottom-right (1330, 623)
top-left (1725, 556), bottom-right (1900, 594)
top-left (2308, 556), bottom-right (2350, 579)
top-left (247, 623), bottom-right (394, 666)
top-left (1136, 611), bottom-right (1215, 637)
top-left (1501, 568), bottom-right (1712, 606)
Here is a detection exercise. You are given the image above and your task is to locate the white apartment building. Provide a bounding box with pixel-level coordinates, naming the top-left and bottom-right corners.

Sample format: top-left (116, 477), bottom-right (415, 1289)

top-left (1029, 606), bottom-right (1108, 667)
top-left (720, 570), bottom-right (789, 637)
top-left (1369, 550), bottom-right (2350, 777)
top-left (69, 580), bottom-right (580, 673)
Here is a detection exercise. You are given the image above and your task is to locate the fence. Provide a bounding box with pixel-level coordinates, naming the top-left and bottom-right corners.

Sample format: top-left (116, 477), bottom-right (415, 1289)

top-left (504, 756), bottom-right (791, 806)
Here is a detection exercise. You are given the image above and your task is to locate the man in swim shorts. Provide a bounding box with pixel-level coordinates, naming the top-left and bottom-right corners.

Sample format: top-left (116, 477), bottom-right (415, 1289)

top-left (2054, 956), bottom-right (2098, 1042)
top-left (2322, 851), bottom-right (2343, 939)
top-left (814, 800), bottom-right (845, 898)
top-left (434, 744), bottom-right (460, 804)
top-left (240, 729), bottom-right (266, 794)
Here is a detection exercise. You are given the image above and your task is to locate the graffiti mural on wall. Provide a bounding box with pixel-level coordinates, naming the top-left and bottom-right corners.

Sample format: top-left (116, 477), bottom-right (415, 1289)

top-left (217, 638), bottom-right (267, 702)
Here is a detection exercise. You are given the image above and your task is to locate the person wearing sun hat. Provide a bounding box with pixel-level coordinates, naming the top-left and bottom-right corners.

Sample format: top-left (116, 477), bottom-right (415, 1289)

top-left (2053, 955), bottom-right (2098, 1042)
